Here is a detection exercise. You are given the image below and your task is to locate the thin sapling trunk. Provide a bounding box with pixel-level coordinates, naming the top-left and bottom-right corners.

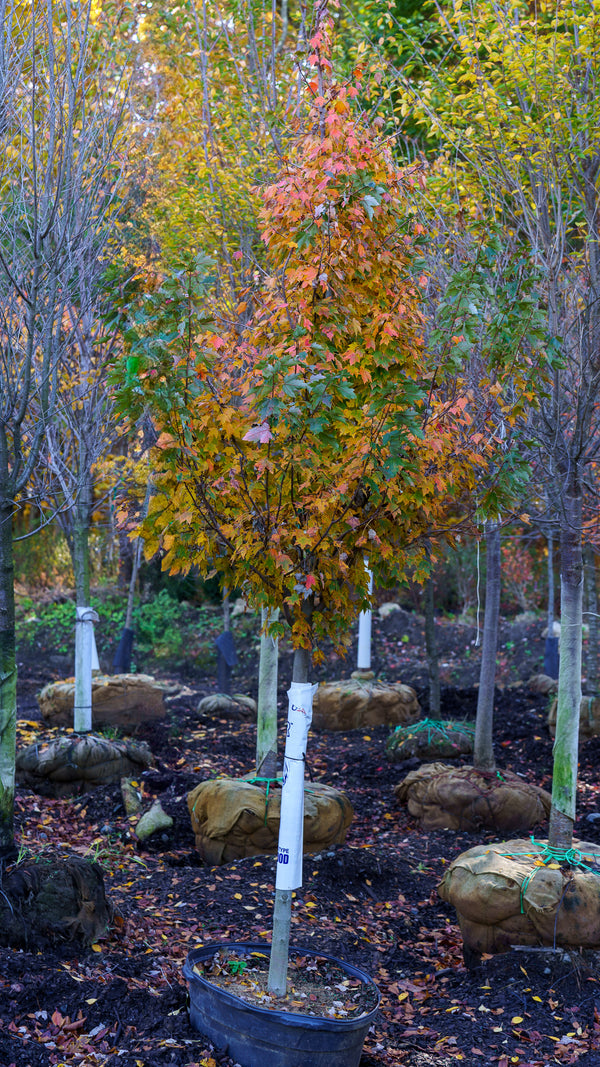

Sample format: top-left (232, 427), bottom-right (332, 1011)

top-left (73, 483), bottom-right (98, 732)
top-left (584, 545), bottom-right (598, 695)
top-left (424, 574), bottom-right (441, 719)
top-left (268, 635), bottom-right (314, 997)
top-left (256, 607), bottom-right (279, 778)
top-left (473, 521), bottom-right (501, 772)
top-left (216, 586), bottom-right (235, 694)
top-left (125, 539), bottom-right (143, 632)
top-left (549, 495), bottom-right (583, 849)
top-left (0, 501), bottom-right (16, 856)
top-left (544, 529), bottom-right (559, 679)
top-left (112, 537), bottom-right (142, 673)
top-left (114, 480), bottom-right (152, 674)
top-left (547, 531), bottom-right (555, 635)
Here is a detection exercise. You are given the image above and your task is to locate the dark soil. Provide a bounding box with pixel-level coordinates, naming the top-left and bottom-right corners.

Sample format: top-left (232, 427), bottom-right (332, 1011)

top-left (2, 609), bottom-right (600, 1066)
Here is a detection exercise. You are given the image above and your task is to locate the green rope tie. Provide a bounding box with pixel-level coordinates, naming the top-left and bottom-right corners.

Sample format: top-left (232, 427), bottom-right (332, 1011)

top-left (246, 776), bottom-right (320, 796)
top-left (246, 776), bottom-right (283, 803)
top-left (391, 718), bottom-right (475, 748)
top-left (247, 776), bottom-right (283, 822)
top-left (499, 836), bottom-right (600, 914)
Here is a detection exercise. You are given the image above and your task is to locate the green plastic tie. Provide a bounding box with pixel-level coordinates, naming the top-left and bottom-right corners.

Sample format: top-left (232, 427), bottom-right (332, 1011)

top-left (391, 717), bottom-right (475, 749)
top-left (247, 776), bottom-right (283, 823)
top-left (247, 776), bottom-right (282, 800)
top-left (499, 836), bottom-right (600, 914)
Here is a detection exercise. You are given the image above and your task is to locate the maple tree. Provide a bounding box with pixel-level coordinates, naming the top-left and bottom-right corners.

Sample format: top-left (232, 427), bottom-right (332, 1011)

top-left (397, 0), bottom-right (600, 850)
top-left (114, 3), bottom-right (505, 994)
top-left (0, 0), bottom-right (127, 852)
top-left (118, 119), bottom-right (485, 659)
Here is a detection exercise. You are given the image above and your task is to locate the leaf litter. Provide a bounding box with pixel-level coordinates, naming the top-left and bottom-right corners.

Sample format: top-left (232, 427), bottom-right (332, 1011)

top-left (2, 612), bottom-right (600, 1065)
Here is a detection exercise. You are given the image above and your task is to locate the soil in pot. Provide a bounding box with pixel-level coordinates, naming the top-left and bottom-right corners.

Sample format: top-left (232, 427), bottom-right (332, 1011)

top-left (190, 944), bottom-right (377, 1018)
top-left (183, 942), bottom-right (379, 1067)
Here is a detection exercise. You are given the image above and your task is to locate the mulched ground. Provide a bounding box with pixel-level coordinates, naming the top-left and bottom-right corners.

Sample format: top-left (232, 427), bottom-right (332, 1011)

top-left (2, 610), bottom-right (600, 1067)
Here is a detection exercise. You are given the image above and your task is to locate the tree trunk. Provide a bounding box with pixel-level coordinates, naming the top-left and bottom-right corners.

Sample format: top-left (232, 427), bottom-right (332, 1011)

top-left (125, 537), bottom-right (143, 632)
top-left (424, 574), bottom-right (441, 719)
top-left (118, 528), bottom-right (134, 590)
top-left (73, 497), bottom-right (92, 608)
top-left (268, 636), bottom-right (312, 997)
top-left (256, 607), bottom-right (279, 777)
top-left (548, 492), bottom-right (583, 849)
top-left (0, 499), bottom-right (16, 855)
top-left (473, 521), bottom-right (501, 772)
top-left (543, 529), bottom-right (559, 679)
top-left (584, 544), bottom-right (598, 695)
top-left (73, 487), bottom-right (95, 733)
top-left (547, 531), bottom-right (555, 636)
top-left (113, 479), bottom-right (153, 676)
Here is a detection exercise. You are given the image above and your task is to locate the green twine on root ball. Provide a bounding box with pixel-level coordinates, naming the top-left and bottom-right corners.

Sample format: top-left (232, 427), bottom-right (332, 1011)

top-left (389, 718), bottom-right (475, 748)
top-left (499, 836), bottom-right (600, 914)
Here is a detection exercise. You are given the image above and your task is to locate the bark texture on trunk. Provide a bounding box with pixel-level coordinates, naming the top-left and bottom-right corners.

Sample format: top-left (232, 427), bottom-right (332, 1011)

top-left (268, 635), bottom-right (311, 996)
top-left (73, 489), bottom-right (94, 733)
top-left (543, 529), bottom-right (560, 679)
top-left (584, 545), bottom-right (598, 695)
top-left (73, 494), bottom-right (91, 608)
top-left (0, 501), bottom-right (16, 853)
top-left (424, 575), bottom-right (441, 719)
top-left (124, 479), bottom-right (152, 632)
top-left (473, 522), bottom-right (501, 773)
top-left (125, 538), bottom-right (143, 632)
top-left (256, 607), bottom-right (279, 778)
top-left (547, 531), bottom-right (555, 635)
top-left (549, 493), bottom-right (583, 849)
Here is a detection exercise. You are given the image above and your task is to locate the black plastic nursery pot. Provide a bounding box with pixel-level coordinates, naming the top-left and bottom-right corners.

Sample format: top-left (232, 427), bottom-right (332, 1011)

top-left (183, 942), bottom-right (380, 1067)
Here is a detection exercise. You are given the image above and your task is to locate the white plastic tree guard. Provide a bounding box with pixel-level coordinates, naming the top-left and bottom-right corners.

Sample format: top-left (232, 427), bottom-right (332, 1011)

top-left (74, 606), bottom-right (100, 733)
top-left (357, 562), bottom-right (373, 671)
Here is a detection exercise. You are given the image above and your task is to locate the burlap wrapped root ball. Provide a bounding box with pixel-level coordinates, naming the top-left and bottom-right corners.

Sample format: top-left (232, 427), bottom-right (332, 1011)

top-left (394, 763), bottom-right (551, 833)
top-left (188, 778), bottom-right (354, 864)
top-left (438, 838), bottom-right (600, 957)
top-left (38, 673), bottom-right (169, 729)
top-left (548, 695), bottom-right (600, 740)
top-left (312, 678), bottom-right (420, 731)
top-left (386, 719), bottom-right (474, 763)
top-left (16, 733), bottom-right (154, 798)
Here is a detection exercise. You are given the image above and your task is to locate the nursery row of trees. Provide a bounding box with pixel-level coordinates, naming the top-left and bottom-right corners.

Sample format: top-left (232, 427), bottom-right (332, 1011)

top-left (0, 0), bottom-right (599, 878)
